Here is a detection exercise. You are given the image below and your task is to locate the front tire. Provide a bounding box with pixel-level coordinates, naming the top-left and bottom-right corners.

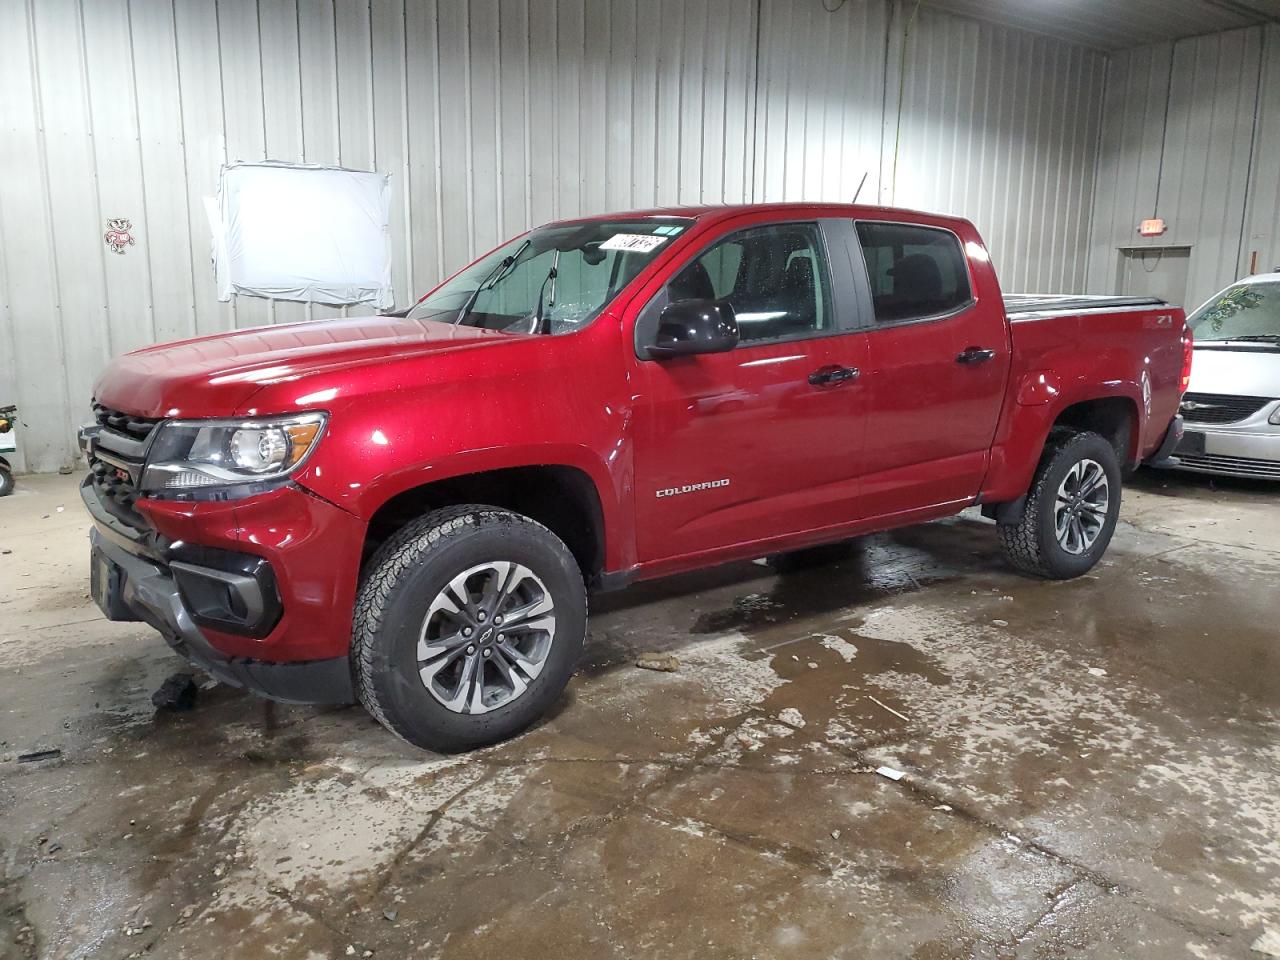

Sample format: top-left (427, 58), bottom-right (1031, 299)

top-left (998, 430), bottom-right (1122, 579)
top-left (352, 505), bottom-right (587, 752)
top-left (0, 466), bottom-right (12, 497)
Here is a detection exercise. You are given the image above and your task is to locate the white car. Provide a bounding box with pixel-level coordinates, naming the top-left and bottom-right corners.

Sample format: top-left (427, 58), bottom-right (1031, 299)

top-left (1171, 272), bottom-right (1280, 479)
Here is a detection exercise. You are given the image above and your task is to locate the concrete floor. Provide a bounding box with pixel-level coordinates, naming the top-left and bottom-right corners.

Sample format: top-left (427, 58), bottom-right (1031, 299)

top-left (1, 471), bottom-right (1278, 960)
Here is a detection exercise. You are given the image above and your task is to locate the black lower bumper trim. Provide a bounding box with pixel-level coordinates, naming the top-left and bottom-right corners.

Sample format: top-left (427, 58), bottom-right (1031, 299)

top-left (1146, 414), bottom-right (1185, 468)
top-left (91, 528), bottom-right (354, 706)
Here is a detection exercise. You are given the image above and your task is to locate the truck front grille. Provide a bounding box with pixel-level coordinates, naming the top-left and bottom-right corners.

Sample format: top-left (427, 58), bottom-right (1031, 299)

top-left (93, 402), bottom-right (161, 441)
top-left (88, 402), bottom-right (161, 528)
top-left (1179, 392), bottom-right (1273, 425)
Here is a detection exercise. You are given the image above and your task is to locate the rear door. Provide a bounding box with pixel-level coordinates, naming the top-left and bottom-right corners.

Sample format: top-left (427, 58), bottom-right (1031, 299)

top-left (630, 217), bottom-right (869, 564)
top-left (852, 220), bottom-right (1010, 517)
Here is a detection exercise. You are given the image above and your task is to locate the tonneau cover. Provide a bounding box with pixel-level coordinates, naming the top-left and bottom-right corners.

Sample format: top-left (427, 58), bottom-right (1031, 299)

top-left (1004, 294), bottom-right (1166, 318)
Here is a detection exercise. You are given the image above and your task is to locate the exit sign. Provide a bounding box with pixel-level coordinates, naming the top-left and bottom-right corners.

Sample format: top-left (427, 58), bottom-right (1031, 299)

top-left (1139, 218), bottom-right (1167, 237)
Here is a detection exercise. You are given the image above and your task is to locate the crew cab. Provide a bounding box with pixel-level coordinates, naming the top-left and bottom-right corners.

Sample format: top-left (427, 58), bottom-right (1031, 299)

top-left (80, 203), bottom-right (1190, 751)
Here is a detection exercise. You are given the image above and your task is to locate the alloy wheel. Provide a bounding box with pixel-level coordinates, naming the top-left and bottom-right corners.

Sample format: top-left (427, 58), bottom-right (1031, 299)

top-left (1054, 458), bottom-right (1110, 555)
top-left (417, 561), bottom-right (556, 714)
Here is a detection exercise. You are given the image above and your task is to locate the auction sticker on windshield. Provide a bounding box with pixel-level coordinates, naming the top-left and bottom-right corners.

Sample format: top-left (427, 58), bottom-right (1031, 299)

top-left (600, 233), bottom-right (669, 253)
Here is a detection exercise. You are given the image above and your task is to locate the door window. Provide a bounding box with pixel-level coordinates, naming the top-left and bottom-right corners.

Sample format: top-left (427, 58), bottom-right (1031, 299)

top-left (668, 222), bottom-right (833, 344)
top-left (856, 222), bottom-right (972, 323)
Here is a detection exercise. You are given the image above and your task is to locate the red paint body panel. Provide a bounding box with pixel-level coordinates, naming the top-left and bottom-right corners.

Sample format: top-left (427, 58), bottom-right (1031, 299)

top-left (89, 202), bottom-right (1186, 666)
top-left (135, 485), bottom-right (365, 660)
top-left (980, 307), bottom-right (1185, 502)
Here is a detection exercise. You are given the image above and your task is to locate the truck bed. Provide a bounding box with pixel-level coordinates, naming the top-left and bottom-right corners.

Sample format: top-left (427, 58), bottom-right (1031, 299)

top-left (1004, 294), bottom-right (1166, 319)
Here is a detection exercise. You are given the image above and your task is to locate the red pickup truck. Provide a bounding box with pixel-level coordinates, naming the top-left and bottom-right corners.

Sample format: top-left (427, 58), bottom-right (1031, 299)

top-left (80, 203), bottom-right (1189, 750)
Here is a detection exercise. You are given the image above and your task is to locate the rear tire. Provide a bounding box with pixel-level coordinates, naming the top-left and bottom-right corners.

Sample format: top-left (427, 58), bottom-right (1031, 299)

top-left (352, 505), bottom-right (586, 752)
top-left (998, 431), bottom-right (1122, 580)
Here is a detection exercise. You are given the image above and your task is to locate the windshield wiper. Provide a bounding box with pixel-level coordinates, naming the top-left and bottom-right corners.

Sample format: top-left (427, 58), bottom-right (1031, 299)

top-left (526, 250), bottom-right (560, 336)
top-left (453, 238), bottom-right (532, 326)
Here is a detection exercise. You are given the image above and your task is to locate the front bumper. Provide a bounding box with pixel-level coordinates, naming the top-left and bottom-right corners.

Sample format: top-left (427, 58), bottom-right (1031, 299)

top-left (81, 477), bottom-right (363, 704)
top-left (1167, 427), bottom-right (1280, 479)
top-left (1157, 401), bottom-right (1280, 480)
top-left (91, 526), bottom-right (354, 704)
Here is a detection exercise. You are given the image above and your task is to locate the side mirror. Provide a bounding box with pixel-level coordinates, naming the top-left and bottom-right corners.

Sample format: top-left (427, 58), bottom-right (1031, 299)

top-left (647, 299), bottom-right (739, 359)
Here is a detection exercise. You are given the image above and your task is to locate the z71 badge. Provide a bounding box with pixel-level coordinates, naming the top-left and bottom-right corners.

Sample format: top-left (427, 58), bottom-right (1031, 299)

top-left (656, 479), bottom-right (730, 498)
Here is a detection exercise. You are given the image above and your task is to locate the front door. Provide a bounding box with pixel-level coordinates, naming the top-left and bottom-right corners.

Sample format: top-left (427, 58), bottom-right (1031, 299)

top-left (852, 220), bottom-right (1010, 517)
top-left (631, 219), bottom-right (869, 564)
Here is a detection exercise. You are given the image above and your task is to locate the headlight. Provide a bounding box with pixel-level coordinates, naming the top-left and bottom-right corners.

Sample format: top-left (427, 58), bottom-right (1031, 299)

top-left (140, 412), bottom-right (327, 492)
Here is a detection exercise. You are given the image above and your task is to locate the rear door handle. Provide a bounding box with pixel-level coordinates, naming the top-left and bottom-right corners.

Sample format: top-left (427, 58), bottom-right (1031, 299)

top-left (808, 365), bottom-right (860, 386)
top-left (956, 347), bottom-right (996, 364)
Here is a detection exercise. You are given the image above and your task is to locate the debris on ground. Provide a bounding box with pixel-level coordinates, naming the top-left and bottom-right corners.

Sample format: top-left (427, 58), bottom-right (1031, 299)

top-left (151, 672), bottom-right (199, 711)
top-left (1087, 666), bottom-right (1108, 677)
top-left (1252, 928), bottom-right (1280, 957)
top-left (383, 909), bottom-right (398, 922)
top-left (830, 829), bottom-right (841, 839)
top-left (991, 619), bottom-right (1009, 627)
top-left (875, 766), bottom-right (905, 781)
top-left (635, 653), bottom-right (680, 672)
top-left (17, 748), bottom-right (62, 764)
top-left (933, 804), bottom-right (953, 812)
top-left (868, 695), bottom-right (910, 722)
top-left (777, 707), bottom-right (805, 727)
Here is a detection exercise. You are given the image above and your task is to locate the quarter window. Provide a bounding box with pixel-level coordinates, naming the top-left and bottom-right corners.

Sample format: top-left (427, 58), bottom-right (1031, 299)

top-left (856, 222), bottom-right (972, 323)
top-left (668, 223), bottom-right (832, 343)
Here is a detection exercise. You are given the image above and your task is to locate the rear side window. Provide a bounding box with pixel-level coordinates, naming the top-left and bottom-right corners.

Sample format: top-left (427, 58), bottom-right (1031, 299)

top-left (856, 222), bottom-right (972, 323)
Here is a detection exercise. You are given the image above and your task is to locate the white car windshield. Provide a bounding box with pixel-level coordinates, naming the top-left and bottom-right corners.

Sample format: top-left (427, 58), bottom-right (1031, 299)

top-left (1189, 280), bottom-right (1280, 344)
top-left (407, 218), bottom-right (692, 335)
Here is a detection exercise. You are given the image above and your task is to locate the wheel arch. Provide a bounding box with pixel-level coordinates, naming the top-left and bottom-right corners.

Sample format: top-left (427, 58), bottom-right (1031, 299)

top-left (361, 464), bottom-right (608, 584)
top-left (1050, 395), bottom-right (1141, 469)
top-left (982, 387), bottom-right (1142, 514)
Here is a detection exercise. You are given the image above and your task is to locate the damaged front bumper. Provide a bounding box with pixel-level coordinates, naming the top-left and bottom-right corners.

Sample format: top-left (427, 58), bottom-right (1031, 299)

top-left (83, 480), bottom-right (355, 705)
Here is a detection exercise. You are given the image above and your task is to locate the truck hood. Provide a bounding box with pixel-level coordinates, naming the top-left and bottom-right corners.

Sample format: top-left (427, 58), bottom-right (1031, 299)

top-left (93, 314), bottom-right (517, 418)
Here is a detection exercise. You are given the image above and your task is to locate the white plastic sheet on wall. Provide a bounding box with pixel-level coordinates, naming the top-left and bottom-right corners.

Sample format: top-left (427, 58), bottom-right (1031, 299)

top-left (209, 162), bottom-right (393, 309)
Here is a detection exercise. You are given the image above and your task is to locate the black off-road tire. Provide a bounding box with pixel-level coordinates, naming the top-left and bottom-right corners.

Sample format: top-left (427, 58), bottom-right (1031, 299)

top-left (998, 430), bottom-right (1122, 580)
top-left (0, 466), bottom-right (12, 497)
top-left (352, 505), bottom-right (586, 752)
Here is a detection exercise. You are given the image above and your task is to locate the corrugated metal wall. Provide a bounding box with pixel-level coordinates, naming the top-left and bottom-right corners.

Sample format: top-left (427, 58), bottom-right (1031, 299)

top-left (1, 0), bottom-right (1107, 472)
top-left (1244, 25), bottom-right (1280, 281)
top-left (884, 3), bottom-right (1106, 295)
top-left (1087, 25), bottom-right (1279, 311)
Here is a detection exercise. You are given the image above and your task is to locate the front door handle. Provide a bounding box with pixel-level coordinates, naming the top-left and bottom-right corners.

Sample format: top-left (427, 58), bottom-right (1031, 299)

top-left (956, 347), bottom-right (996, 364)
top-left (808, 365), bottom-right (860, 387)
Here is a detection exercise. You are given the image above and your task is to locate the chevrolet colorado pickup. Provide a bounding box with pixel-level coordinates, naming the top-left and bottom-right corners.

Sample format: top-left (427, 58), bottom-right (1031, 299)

top-left (80, 203), bottom-right (1190, 751)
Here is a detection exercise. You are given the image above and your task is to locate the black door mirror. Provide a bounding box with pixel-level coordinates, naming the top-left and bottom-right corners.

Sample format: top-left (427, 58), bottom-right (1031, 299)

top-left (647, 299), bottom-right (739, 359)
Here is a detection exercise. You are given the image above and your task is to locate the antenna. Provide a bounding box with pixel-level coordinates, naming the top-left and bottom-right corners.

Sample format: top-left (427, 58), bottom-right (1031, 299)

top-left (852, 172), bottom-right (868, 203)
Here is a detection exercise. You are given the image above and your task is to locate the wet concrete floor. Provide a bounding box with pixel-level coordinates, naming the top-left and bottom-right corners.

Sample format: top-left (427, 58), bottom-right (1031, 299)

top-left (1, 470), bottom-right (1278, 959)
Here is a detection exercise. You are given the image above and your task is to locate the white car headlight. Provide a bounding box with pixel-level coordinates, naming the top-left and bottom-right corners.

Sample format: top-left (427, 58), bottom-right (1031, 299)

top-left (140, 412), bottom-right (327, 492)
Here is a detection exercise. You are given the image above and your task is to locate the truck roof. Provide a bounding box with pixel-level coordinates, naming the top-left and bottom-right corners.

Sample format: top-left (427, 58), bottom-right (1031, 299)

top-left (549, 201), bottom-right (974, 229)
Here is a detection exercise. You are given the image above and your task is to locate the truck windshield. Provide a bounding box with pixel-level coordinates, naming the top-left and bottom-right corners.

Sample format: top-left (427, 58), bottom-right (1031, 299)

top-left (407, 219), bottom-right (692, 335)
top-left (1189, 281), bottom-right (1280, 344)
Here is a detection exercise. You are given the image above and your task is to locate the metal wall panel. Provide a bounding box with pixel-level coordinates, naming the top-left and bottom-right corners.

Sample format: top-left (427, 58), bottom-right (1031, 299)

top-left (882, 2), bottom-right (1106, 294)
top-left (1243, 24), bottom-right (1280, 279)
top-left (1086, 26), bottom-right (1271, 311)
top-left (1, 0), bottom-right (1107, 472)
top-left (920, 0), bottom-right (1279, 51)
